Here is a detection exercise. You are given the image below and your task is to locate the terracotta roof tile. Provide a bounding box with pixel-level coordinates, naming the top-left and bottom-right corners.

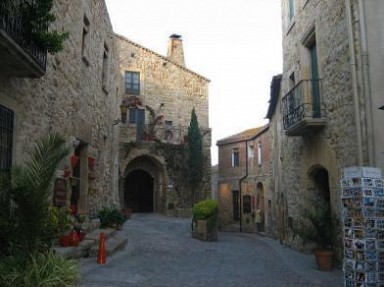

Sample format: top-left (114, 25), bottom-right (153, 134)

top-left (216, 124), bottom-right (268, 146)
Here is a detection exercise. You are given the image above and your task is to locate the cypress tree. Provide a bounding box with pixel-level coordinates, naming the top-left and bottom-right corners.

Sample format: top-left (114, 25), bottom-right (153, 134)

top-left (188, 108), bottom-right (203, 203)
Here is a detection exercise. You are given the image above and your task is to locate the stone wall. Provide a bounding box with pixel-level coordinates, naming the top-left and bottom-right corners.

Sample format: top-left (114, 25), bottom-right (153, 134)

top-left (277, 0), bottom-right (376, 254)
top-left (217, 126), bottom-right (273, 234)
top-left (0, 0), bottom-right (120, 216)
top-left (116, 35), bottom-right (211, 214)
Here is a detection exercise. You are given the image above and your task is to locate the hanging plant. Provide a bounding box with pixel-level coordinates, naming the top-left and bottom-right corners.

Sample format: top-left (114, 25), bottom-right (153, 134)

top-left (21, 0), bottom-right (69, 54)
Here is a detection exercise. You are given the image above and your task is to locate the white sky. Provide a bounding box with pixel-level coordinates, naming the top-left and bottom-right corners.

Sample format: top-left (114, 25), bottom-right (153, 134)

top-left (105, 0), bottom-right (283, 165)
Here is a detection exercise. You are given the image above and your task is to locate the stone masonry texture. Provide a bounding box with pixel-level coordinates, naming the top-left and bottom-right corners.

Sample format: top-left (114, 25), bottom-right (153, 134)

top-left (0, 0), bottom-right (120, 216)
top-left (116, 35), bottom-right (211, 215)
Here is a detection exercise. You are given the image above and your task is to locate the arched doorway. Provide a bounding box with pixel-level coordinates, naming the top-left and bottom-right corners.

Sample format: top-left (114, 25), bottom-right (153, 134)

top-left (124, 170), bottom-right (154, 213)
top-left (309, 166), bottom-right (330, 202)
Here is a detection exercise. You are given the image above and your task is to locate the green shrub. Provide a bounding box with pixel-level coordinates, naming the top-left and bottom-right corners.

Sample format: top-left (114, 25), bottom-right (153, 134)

top-left (98, 206), bottom-right (126, 228)
top-left (0, 133), bottom-right (69, 255)
top-left (0, 250), bottom-right (79, 287)
top-left (192, 199), bottom-right (218, 220)
top-left (43, 207), bottom-right (73, 243)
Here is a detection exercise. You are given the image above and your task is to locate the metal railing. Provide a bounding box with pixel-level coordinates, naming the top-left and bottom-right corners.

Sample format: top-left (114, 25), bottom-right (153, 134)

top-left (120, 124), bottom-right (211, 146)
top-left (0, 0), bottom-right (47, 70)
top-left (282, 79), bottom-right (326, 131)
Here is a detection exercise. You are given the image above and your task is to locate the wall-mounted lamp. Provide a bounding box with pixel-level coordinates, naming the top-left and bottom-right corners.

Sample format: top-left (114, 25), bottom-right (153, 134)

top-left (379, 106), bottom-right (384, 110)
top-left (73, 138), bottom-right (81, 148)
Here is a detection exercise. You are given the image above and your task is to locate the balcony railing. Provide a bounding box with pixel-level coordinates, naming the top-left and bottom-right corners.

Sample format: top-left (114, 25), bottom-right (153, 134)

top-left (0, 0), bottom-right (47, 76)
top-left (120, 124), bottom-right (211, 146)
top-left (282, 79), bottom-right (326, 136)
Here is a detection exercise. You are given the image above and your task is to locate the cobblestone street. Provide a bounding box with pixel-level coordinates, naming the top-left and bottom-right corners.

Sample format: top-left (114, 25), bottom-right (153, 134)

top-left (78, 214), bottom-right (342, 287)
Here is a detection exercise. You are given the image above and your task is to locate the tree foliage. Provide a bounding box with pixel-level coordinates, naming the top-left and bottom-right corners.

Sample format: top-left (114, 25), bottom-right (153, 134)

top-left (187, 108), bottom-right (203, 202)
top-left (0, 133), bottom-right (69, 255)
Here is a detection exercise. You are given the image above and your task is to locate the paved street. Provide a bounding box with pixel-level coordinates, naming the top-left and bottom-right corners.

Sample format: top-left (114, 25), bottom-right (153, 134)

top-left (78, 214), bottom-right (343, 287)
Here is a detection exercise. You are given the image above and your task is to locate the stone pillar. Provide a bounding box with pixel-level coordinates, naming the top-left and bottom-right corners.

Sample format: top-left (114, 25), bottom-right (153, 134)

top-left (167, 34), bottom-right (185, 66)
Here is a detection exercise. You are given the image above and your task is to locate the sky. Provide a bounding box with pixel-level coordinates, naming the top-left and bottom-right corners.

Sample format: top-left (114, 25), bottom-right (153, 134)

top-left (105, 0), bottom-right (283, 165)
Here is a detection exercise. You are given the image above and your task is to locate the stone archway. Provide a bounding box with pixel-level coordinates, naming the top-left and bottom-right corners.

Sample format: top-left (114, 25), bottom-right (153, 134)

top-left (125, 170), bottom-right (154, 212)
top-left (121, 154), bottom-right (167, 214)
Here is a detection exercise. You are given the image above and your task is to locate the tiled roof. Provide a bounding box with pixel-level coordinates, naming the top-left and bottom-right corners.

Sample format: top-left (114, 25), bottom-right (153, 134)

top-left (216, 125), bottom-right (268, 146)
top-left (115, 34), bottom-right (210, 82)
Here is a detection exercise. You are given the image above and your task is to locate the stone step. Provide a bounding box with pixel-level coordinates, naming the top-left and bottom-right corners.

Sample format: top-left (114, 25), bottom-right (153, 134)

top-left (85, 228), bottom-right (116, 241)
top-left (54, 229), bottom-right (127, 260)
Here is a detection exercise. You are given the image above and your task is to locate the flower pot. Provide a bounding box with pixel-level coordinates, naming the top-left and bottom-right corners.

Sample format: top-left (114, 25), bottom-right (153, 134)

top-left (59, 235), bottom-right (70, 247)
top-left (71, 155), bottom-right (79, 168)
top-left (69, 230), bottom-right (80, 246)
top-left (88, 156), bottom-right (96, 170)
top-left (314, 249), bottom-right (333, 271)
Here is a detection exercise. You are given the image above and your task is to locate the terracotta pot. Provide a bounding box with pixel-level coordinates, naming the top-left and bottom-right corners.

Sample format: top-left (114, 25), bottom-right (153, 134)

top-left (59, 235), bottom-right (70, 247)
top-left (88, 157), bottom-right (96, 169)
top-left (71, 155), bottom-right (79, 168)
top-left (122, 207), bottom-right (132, 219)
top-left (69, 230), bottom-right (80, 246)
top-left (314, 249), bottom-right (333, 271)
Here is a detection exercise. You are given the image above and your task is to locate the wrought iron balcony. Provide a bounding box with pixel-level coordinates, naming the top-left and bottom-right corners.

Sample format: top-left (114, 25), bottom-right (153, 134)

top-left (282, 79), bottom-right (326, 136)
top-left (0, 0), bottom-right (47, 77)
top-left (120, 123), bottom-right (211, 146)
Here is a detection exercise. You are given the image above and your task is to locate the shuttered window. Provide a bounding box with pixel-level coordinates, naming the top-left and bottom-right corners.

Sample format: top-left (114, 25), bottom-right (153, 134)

top-left (125, 72), bottom-right (140, 95)
top-left (0, 105), bottom-right (14, 173)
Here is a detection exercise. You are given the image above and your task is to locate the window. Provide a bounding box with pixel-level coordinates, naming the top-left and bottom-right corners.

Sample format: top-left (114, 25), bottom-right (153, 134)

top-left (125, 72), bottom-right (140, 95)
top-left (243, 195), bottom-right (251, 214)
top-left (165, 121), bottom-right (173, 129)
top-left (82, 15), bottom-right (90, 65)
top-left (257, 142), bottom-right (262, 165)
top-left (289, 0), bottom-right (295, 20)
top-left (0, 105), bottom-right (14, 174)
top-left (102, 43), bottom-right (109, 92)
top-left (129, 108), bottom-right (144, 124)
top-left (232, 148), bottom-right (239, 167)
top-left (248, 144), bottom-right (254, 158)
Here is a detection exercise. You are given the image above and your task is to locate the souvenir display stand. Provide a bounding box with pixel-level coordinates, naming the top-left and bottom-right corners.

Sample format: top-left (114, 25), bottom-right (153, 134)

top-left (341, 166), bottom-right (384, 287)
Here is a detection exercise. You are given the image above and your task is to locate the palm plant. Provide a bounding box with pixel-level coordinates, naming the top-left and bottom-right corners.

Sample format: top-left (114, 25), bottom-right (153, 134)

top-left (0, 133), bottom-right (69, 255)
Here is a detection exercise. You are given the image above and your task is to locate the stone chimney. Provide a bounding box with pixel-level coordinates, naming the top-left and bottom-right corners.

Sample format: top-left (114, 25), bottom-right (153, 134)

top-left (167, 34), bottom-right (185, 66)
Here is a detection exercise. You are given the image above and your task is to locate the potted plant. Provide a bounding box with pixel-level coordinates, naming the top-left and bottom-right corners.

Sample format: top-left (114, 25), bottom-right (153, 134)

top-left (98, 206), bottom-right (126, 229)
top-left (47, 207), bottom-right (73, 247)
top-left (294, 197), bottom-right (334, 271)
top-left (192, 199), bottom-right (218, 241)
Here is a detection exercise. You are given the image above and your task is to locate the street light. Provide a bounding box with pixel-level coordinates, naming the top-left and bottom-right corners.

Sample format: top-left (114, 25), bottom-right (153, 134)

top-left (379, 106), bottom-right (384, 110)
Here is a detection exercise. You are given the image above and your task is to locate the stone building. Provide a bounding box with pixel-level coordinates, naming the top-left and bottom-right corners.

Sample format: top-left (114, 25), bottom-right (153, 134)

top-left (116, 34), bottom-right (211, 216)
top-left (216, 125), bottom-right (273, 235)
top-left (0, 0), bottom-right (120, 216)
top-left (274, 0), bottom-right (384, 252)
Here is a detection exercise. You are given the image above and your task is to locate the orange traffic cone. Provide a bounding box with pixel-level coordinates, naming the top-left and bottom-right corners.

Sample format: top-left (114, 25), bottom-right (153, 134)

top-left (97, 232), bottom-right (106, 264)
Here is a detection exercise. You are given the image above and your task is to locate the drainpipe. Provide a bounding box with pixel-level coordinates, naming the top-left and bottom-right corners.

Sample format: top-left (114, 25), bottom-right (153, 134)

top-left (239, 140), bottom-right (249, 233)
top-left (345, 0), bottom-right (364, 166)
top-left (358, 0), bottom-right (374, 166)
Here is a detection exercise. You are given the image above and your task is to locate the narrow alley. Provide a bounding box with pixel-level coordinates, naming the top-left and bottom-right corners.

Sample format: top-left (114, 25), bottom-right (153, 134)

top-left (78, 214), bottom-right (342, 287)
